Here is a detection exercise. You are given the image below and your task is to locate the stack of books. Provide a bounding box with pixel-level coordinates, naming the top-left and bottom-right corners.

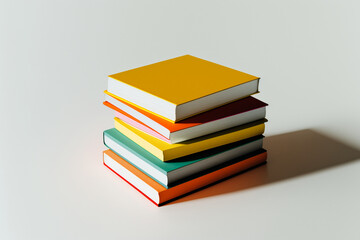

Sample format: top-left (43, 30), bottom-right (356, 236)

top-left (102, 55), bottom-right (268, 206)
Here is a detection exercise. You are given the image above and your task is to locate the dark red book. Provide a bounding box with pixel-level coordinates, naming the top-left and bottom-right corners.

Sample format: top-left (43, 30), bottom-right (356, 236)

top-left (104, 92), bottom-right (268, 143)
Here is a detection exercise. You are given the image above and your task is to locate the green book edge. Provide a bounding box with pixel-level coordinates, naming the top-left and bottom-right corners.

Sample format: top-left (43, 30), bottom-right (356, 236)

top-left (103, 128), bottom-right (264, 184)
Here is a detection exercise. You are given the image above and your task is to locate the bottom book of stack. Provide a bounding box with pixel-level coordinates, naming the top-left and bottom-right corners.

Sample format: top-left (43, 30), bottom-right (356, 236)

top-left (103, 148), bottom-right (267, 206)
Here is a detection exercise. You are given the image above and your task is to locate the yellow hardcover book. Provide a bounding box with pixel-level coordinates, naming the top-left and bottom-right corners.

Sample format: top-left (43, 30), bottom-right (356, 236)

top-left (114, 117), bottom-right (266, 161)
top-left (108, 55), bottom-right (260, 122)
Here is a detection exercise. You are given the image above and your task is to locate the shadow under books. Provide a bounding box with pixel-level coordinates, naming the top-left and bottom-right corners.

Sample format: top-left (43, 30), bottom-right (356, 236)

top-left (166, 129), bottom-right (360, 206)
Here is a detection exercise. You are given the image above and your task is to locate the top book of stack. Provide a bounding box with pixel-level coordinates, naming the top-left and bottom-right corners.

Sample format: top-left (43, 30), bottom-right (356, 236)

top-left (108, 55), bottom-right (260, 122)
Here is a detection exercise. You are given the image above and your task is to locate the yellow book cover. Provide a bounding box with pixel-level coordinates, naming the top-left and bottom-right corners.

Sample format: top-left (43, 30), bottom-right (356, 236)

top-left (114, 117), bottom-right (266, 161)
top-left (109, 55), bottom-right (259, 105)
top-left (107, 55), bottom-right (260, 122)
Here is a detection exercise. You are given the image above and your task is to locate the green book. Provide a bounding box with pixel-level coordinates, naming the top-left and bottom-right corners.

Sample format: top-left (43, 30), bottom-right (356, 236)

top-left (103, 128), bottom-right (263, 188)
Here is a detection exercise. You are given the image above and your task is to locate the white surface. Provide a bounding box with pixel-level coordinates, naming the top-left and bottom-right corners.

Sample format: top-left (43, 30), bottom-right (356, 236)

top-left (1, 0), bottom-right (360, 240)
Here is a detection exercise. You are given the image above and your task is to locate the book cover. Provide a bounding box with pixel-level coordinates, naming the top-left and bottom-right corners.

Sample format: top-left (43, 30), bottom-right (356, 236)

top-left (107, 55), bottom-right (260, 121)
top-left (109, 55), bottom-right (259, 105)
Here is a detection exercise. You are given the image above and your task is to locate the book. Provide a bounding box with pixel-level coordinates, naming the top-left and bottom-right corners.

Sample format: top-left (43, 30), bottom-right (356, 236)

top-left (114, 117), bottom-right (266, 161)
top-left (104, 92), bottom-right (268, 143)
top-left (107, 55), bottom-right (260, 122)
top-left (103, 149), bottom-right (267, 206)
top-left (104, 128), bottom-right (264, 187)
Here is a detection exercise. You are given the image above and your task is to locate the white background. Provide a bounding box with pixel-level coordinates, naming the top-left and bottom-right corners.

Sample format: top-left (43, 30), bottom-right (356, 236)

top-left (1, 0), bottom-right (360, 239)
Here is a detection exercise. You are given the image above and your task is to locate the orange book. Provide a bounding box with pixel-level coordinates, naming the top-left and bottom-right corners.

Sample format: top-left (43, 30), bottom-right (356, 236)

top-left (103, 149), bottom-right (267, 206)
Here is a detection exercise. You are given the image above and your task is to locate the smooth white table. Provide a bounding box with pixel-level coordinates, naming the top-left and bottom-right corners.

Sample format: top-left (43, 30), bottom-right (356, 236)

top-left (1, 1), bottom-right (360, 239)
